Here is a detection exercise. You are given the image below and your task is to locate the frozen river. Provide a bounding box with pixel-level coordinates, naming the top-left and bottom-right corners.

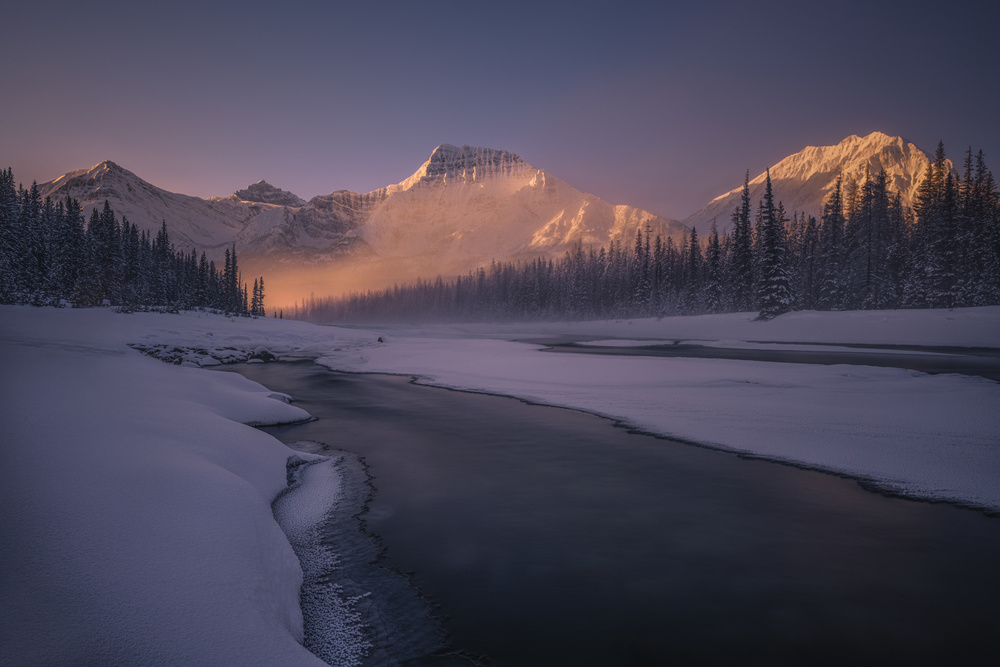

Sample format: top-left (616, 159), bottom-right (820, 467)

top-left (227, 361), bottom-right (1000, 666)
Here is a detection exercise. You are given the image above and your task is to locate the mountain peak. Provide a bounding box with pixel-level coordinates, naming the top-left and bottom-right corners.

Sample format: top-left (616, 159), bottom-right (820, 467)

top-left (822, 130), bottom-right (910, 158)
top-left (233, 180), bottom-right (305, 207)
top-left (428, 143), bottom-right (460, 157)
top-left (762, 131), bottom-right (929, 186)
top-left (425, 144), bottom-right (526, 177)
top-left (94, 159), bottom-right (124, 172)
top-left (394, 144), bottom-right (533, 192)
top-left (43, 160), bottom-right (142, 193)
top-left (82, 160), bottom-right (135, 180)
top-left (846, 130), bottom-right (896, 145)
top-left (686, 132), bottom-right (934, 233)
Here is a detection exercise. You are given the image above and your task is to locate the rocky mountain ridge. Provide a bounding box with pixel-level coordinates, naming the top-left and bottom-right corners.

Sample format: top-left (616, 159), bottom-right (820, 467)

top-left (231, 181), bottom-right (306, 207)
top-left (684, 131), bottom-right (939, 233)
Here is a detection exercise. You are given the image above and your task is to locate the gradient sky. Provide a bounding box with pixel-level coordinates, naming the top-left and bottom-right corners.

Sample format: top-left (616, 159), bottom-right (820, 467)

top-left (3, 0), bottom-right (998, 220)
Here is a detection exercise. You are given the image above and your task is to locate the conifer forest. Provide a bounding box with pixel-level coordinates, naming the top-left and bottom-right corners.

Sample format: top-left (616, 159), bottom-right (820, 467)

top-left (298, 144), bottom-right (1000, 323)
top-left (0, 169), bottom-right (266, 316)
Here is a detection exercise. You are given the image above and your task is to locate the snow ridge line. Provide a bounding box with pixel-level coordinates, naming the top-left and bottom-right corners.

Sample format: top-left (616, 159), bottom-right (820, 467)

top-left (272, 454), bottom-right (372, 666)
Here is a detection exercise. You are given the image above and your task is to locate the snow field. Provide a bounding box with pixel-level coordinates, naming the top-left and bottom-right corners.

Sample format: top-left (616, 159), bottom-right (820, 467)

top-left (0, 319), bottom-right (325, 664)
top-left (411, 306), bottom-right (1000, 349)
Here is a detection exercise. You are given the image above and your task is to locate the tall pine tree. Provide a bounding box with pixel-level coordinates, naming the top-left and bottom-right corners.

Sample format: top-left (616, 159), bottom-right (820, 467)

top-left (756, 171), bottom-right (793, 319)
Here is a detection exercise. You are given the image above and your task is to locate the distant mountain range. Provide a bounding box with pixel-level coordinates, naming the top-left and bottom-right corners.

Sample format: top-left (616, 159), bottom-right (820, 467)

top-left (38, 145), bottom-right (683, 266)
top-left (36, 132), bottom-right (938, 300)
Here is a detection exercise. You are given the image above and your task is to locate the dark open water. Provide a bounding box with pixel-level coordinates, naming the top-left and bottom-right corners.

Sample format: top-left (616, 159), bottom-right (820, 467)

top-left (225, 361), bottom-right (1000, 667)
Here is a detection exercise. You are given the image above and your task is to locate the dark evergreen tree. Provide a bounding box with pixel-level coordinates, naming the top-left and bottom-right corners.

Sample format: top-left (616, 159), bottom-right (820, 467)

top-left (797, 214), bottom-right (820, 309)
top-left (681, 226), bottom-right (703, 314)
top-left (18, 183), bottom-right (43, 302)
top-left (729, 172), bottom-right (754, 311)
top-left (56, 197), bottom-right (86, 300)
top-left (755, 171), bottom-right (793, 319)
top-left (704, 220), bottom-right (723, 313)
top-left (818, 173), bottom-right (848, 309)
top-left (971, 150), bottom-right (1000, 304)
top-left (250, 276), bottom-right (266, 316)
top-left (845, 167), bottom-right (895, 309)
top-left (0, 168), bottom-right (19, 303)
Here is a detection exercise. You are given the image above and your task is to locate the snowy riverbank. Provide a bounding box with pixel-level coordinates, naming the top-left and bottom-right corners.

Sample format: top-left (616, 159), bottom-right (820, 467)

top-left (318, 307), bottom-right (1000, 511)
top-left (2, 305), bottom-right (999, 663)
top-left (371, 306), bottom-right (1000, 348)
top-left (323, 337), bottom-right (1000, 510)
top-left (0, 307), bottom-right (371, 665)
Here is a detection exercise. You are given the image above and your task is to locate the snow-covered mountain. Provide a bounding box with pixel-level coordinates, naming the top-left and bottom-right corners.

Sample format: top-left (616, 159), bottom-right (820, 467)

top-left (684, 132), bottom-right (936, 233)
top-left (351, 144), bottom-right (683, 267)
top-left (38, 161), bottom-right (255, 251)
top-left (36, 133), bottom-right (938, 301)
top-left (38, 146), bottom-right (684, 271)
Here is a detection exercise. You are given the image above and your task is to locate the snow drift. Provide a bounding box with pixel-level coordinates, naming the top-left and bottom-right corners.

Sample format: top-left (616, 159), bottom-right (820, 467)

top-left (0, 314), bottom-right (324, 664)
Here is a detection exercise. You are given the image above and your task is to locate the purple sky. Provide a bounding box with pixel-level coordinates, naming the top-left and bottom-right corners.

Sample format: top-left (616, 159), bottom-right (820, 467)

top-left (3, 0), bottom-right (998, 220)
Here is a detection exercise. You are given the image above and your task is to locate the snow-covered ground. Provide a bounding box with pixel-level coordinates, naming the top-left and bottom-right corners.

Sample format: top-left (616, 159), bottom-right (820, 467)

top-left (2, 305), bottom-right (999, 664)
top-left (0, 308), bottom-right (370, 665)
top-left (387, 306), bottom-right (1000, 348)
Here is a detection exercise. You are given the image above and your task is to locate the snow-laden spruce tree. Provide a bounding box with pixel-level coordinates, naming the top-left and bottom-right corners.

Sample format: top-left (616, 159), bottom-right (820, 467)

top-left (704, 220), bottom-right (724, 313)
top-left (755, 170), bottom-right (793, 320)
top-left (728, 172), bottom-right (754, 312)
top-left (817, 173), bottom-right (847, 310)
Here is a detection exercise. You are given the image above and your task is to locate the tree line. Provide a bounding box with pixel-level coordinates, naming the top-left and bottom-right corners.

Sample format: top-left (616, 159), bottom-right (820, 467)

top-left (295, 142), bottom-right (999, 323)
top-left (0, 169), bottom-right (267, 315)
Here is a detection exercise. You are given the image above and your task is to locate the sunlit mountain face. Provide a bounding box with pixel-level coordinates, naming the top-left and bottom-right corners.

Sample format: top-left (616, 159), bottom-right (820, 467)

top-left (37, 134), bottom-right (938, 306)
top-left (684, 132), bottom-right (938, 234)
